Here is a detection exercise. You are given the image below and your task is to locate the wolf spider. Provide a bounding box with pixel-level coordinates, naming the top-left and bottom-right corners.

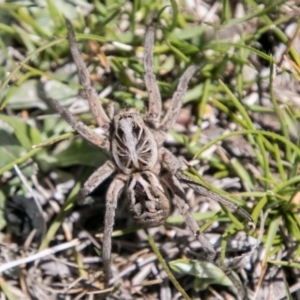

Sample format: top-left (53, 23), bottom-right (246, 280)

top-left (47, 19), bottom-right (252, 287)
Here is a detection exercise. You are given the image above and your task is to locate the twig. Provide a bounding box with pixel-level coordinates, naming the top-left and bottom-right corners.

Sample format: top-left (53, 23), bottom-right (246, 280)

top-left (0, 239), bottom-right (79, 273)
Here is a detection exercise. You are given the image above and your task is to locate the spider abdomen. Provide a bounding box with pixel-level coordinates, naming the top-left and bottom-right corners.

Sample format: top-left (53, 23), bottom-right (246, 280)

top-left (112, 108), bottom-right (158, 174)
top-left (127, 171), bottom-right (170, 227)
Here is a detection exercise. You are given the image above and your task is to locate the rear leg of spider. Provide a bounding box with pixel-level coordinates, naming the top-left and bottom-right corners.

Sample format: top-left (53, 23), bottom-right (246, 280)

top-left (161, 171), bottom-right (216, 260)
top-left (102, 175), bottom-right (125, 286)
top-left (160, 147), bottom-right (252, 222)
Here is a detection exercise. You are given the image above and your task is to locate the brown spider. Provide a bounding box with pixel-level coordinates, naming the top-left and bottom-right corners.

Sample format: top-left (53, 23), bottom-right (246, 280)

top-left (47, 19), bottom-right (252, 288)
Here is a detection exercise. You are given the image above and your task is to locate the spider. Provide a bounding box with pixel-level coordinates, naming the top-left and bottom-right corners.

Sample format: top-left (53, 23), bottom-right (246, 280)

top-left (47, 18), bottom-right (252, 287)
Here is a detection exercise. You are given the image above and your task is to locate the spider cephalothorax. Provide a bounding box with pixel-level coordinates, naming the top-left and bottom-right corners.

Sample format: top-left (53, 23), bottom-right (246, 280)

top-left (112, 108), bottom-right (158, 173)
top-left (47, 18), bottom-right (252, 293)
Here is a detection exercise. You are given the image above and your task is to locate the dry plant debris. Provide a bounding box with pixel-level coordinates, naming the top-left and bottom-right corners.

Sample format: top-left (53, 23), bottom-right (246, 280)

top-left (1, 1), bottom-right (300, 300)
